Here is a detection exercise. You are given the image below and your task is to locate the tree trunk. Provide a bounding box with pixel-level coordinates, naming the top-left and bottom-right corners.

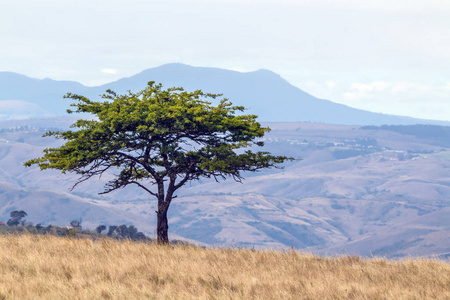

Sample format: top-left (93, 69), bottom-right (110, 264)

top-left (156, 204), bottom-right (169, 244)
top-left (156, 182), bottom-right (174, 244)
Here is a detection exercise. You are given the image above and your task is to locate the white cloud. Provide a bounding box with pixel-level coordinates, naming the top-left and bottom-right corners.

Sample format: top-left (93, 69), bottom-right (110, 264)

top-left (343, 81), bottom-right (438, 102)
top-left (227, 67), bottom-right (253, 73)
top-left (325, 80), bottom-right (337, 89)
top-left (303, 80), bottom-right (322, 89)
top-left (391, 82), bottom-right (431, 94)
top-left (101, 68), bottom-right (118, 75)
top-left (350, 82), bottom-right (391, 93)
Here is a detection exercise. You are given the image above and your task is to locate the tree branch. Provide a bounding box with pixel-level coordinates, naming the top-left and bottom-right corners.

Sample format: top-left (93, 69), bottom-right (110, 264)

top-left (130, 181), bottom-right (158, 196)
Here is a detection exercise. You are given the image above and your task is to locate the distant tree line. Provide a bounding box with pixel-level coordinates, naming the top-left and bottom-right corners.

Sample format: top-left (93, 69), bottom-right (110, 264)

top-left (3, 210), bottom-right (149, 241)
top-left (103, 224), bottom-right (146, 240)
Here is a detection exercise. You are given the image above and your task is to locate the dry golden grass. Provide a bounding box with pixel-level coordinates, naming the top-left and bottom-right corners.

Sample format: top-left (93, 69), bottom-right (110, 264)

top-left (0, 234), bottom-right (449, 299)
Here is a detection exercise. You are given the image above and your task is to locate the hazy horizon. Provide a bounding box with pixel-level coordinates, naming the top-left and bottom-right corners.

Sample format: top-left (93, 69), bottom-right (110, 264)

top-left (2, 0), bottom-right (450, 121)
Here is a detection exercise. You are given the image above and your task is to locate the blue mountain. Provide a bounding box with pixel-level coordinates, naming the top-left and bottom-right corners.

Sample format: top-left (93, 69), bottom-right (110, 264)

top-left (0, 63), bottom-right (447, 125)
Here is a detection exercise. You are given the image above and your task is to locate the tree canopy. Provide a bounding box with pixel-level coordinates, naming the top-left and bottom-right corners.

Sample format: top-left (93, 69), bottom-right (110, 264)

top-left (25, 81), bottom-right (293, 243)
top-left (7, 210), bottom-right (27, 226)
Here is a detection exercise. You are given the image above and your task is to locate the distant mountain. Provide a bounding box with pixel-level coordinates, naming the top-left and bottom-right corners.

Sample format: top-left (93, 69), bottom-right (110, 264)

top-left (1, 63), bottom-right (448, 125)
top-left (0, 72), bottom-right (88, 119)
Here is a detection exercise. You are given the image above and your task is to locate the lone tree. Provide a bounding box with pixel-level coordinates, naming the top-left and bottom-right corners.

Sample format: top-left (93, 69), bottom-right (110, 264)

top-left (70, 219), bottom-right (82, 230)
top-left (95, 225), bottom-right (106, 234)
top-left (7, 210), bottom-right (27, 226)
top-left (24, 82), bottom-right (292, 243)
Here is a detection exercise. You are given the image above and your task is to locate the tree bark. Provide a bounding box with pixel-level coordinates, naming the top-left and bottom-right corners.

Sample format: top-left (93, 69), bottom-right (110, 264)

top-left (156, 203), bottom-right (169, 244)
top-left (156, 180), bottom-right (175, 244)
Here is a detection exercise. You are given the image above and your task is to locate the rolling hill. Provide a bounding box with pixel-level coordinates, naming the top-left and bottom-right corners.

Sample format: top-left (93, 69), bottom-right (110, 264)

top-left (1, 118), bottom-right (449, 258)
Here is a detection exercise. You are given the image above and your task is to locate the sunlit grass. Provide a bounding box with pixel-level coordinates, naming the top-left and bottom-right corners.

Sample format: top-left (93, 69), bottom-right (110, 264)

top-left (0, 234), bottom-right (448, 299)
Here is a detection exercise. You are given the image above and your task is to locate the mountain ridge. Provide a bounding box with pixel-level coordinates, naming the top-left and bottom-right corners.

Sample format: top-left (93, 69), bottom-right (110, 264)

top-left (1, 63), bottom-right (449, 125)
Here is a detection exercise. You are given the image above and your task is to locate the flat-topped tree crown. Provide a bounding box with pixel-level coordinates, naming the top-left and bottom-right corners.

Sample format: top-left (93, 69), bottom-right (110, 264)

top-left (25, 81), bottom-right (293, 243)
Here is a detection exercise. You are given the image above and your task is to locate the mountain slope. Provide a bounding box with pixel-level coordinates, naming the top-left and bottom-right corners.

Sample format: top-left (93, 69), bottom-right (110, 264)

top-left (0, 72), bottom-right (87, 119)
top-left (1, 64), bottom-right (448, 125)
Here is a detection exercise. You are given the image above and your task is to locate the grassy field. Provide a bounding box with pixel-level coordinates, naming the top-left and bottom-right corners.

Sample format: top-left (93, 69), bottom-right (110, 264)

top-left (0, 234), bottom-right (449, 299)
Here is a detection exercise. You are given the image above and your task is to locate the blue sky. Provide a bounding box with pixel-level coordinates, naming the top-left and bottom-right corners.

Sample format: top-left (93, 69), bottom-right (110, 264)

top-left (2, 0), bottom-right (450, 121)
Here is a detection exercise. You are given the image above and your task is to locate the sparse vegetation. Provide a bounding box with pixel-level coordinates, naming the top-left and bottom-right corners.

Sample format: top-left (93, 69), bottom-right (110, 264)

top-left (0, 234), bottom-right (448, 299)
top-left (70, 218), bottom-right (82, 230)
top-left (0, 218), bottom-right (151, 242)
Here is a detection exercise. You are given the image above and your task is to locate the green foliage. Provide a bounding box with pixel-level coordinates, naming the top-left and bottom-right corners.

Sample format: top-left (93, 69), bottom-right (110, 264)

top-left (7, 210), bottom-right (27, 226)
top-left (43, 225), bottom-right (53, 234)
top-left (106, 224), bottom-right (147, 241)
top-left (70, 219), bottom-right (82, 229)
top-left (0, 221), bottom-right (150, 242)
top-left (24, 81), bottom-right (291, 191)
top-left (107, 225), bottom-right (118, 237)
top-left (95, 225), bottom-right (106, 234)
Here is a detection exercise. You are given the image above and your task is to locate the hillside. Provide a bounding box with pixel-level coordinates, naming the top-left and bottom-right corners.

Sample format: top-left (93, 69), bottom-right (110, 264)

top-left (1, 64), bottom-right (449, 125)
top-left (0, 234), bottom-right (449, 299)
top-left (1, 118), bottom-right (450, 258)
